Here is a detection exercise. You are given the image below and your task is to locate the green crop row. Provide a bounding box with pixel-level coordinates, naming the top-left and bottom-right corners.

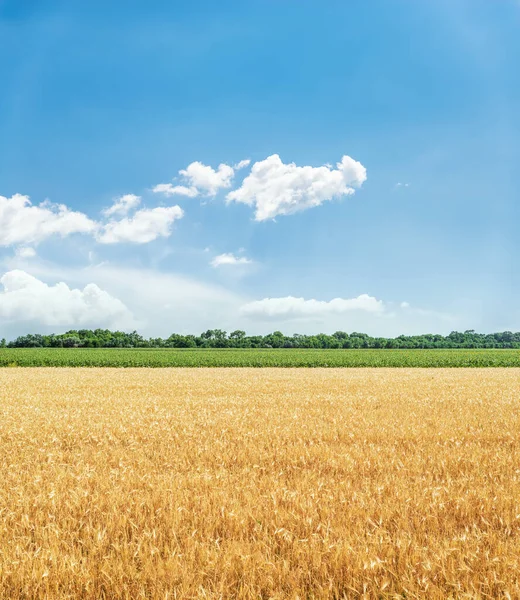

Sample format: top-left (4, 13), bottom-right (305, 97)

top-left (0, 348), bottom-right (519, 367)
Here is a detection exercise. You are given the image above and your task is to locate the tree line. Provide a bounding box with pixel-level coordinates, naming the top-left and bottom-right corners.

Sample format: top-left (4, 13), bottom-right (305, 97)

top-left (3, 329), bottom-right (520, 349)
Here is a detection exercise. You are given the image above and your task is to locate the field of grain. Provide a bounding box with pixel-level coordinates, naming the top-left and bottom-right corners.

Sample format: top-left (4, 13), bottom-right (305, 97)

top-left (1, 368), bottom-right (519, 599)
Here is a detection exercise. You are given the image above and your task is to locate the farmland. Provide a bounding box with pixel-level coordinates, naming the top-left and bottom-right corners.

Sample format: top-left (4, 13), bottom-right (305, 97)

top-left (0, 347), bottom-right (520, 367)
top-left (1, 367), bottom-right (520, 598)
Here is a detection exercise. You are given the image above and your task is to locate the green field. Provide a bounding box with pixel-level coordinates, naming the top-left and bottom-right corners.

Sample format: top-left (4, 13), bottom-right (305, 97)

top-left (0, 348), bottom-right (519, 367)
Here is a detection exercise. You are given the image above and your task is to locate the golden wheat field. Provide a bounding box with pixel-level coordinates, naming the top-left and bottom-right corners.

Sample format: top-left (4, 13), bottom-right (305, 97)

top-left (1, 368), bottom-right (520, 599)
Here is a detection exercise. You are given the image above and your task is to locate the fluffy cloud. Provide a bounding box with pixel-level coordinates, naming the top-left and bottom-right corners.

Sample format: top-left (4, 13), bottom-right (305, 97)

top-left (0, 194), bottom-right (97, 246)
top-left (97, 206), bottom-right (184, 244)
top-left (4, 259), bottom-right (461, 339)
top-left (8, 263), bottom-right (246, 338)
top-left (153, 159), bottom-right (250, 198)
top-left (102, 194), bottom-right (141, 217)
top-left (227, 154), bottom-right (367, 221)
top-left (240, 294), bottom-right (384, 320)
top-left (179, 162), bottom-right (234, 196)
top-left (0, 192), bottom-right (186, 247)
top-left (0, 270), bottom-right (133, 328)
top-left (210, 253), bottom-right (252, 267)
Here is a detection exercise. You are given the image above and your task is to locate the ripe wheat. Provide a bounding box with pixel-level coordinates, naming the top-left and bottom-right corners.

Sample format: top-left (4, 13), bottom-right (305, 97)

top-left (0, 368), bottom-right (519, 598)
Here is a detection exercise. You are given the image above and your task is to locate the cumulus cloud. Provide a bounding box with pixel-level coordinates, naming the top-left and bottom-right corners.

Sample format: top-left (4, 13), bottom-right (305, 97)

top-left (179, 162), bottom-right (235, 196)
top-left (97, 206), bottom-right (184, 244)
top-left (5, 259), bottom-right (461, 338)
top-left (227, 154), bottom-right (367, 221)
top-left (0, 270), bottom-right (133, 328)
top-left (9, 262), bottom-right (246, 338)
top-left (240, 294), bottom-right (384, 320)
top-left (0, 191), bottom-right (186, 247)
top-left (0, 194), bottom-right (97, 246)
top-left (210, 253), bottom-right (253, 267)
top-left (15, 247), bottom-right (37, 259)
top-left (102, 194), bottom-right (141, 217)
top-left (153, 159), bottom-right (250, 198)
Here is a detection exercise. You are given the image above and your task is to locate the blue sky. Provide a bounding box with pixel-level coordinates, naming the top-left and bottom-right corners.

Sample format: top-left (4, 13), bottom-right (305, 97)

top-left (1, 0), bottom-right (519, 338)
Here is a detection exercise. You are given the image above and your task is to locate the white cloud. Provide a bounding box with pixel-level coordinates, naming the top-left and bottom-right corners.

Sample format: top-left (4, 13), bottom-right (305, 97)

top-left (153, 159), bottom-right (250, 199)
top-left (227, 154), bottom-right (367, 221)
top-left (15, 247), bottom-right (37, 259)
top-left (234, 159), bottom-right (251, 170)
top-left (0, 191), bottom-right (186, 247)
top-left (179, 161), bottom-right (235, 196)
top-left (2, 258), bottom-right (462, 339)
top-left (240, 294), bottom-right (384, 320)
top-left (151, 184), bottom-right (199, 198)
top-left (0, 194), bottom-right (97, 246)
top-left (102, 194), bottom-right (141, 217)
top-left (0, 270), bottom-right (133, 328)
top-left (396, 182), bottom-right (410, 189)
top-left (7, 262), bottom-right (246, 337)
top-left (97, 206), bottom-right (184, 244)
top-left (210, 253), bottom-right (253, 267)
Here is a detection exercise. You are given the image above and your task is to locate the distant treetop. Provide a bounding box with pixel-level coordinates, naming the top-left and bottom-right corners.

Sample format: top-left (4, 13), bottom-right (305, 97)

top-left (4, 329), bottom-right (520, 349)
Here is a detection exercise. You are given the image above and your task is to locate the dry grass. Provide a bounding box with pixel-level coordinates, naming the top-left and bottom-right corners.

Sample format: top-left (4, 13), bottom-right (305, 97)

top-left (1, 368), bottom-right (519, 599)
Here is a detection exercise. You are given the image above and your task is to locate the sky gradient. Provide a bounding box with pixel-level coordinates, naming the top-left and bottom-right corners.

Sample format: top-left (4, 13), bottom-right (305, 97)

top-left (1, 0), bottom-right (519, 338)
